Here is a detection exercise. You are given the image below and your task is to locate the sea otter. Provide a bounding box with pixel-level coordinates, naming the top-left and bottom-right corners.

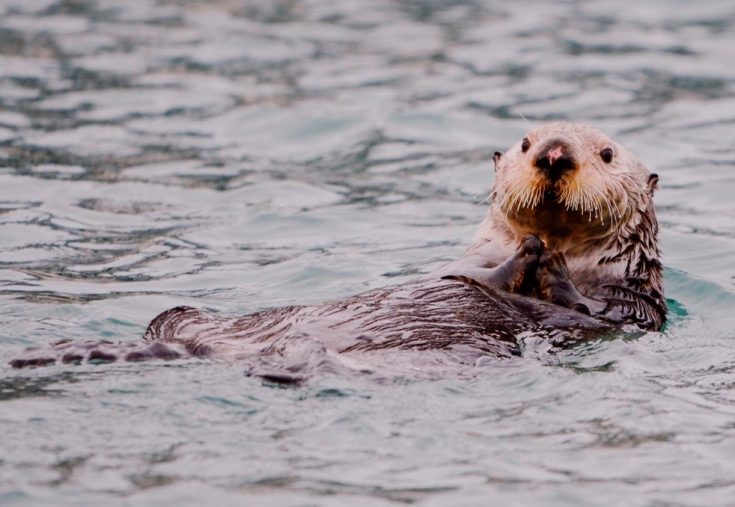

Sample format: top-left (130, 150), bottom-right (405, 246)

top-left (10, 122), bottom-right (665, 375)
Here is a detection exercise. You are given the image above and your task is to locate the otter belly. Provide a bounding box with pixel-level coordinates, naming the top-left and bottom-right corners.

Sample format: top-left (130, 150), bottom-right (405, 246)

top-left (140, 279), bottom-right (609, 379)
top-left (9, 277), bottom-right (610, 376)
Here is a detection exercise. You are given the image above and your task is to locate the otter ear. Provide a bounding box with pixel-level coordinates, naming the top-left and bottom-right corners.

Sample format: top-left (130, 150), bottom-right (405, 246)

top-left (493, 151), bottom-right (502, 171)
top-left (647, 173), bottom-right (659, 196)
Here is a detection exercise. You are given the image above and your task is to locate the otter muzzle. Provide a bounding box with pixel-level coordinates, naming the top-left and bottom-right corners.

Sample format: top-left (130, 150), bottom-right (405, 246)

top-left (534, 141), bottom-right (575, 181)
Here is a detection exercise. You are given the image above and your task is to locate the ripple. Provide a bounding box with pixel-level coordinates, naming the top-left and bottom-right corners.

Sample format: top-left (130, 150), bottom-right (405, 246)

top-left (1, 0), bottom-right (735, 505)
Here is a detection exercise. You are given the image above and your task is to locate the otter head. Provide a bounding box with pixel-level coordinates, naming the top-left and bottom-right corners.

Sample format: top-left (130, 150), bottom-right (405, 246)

top-left (491, 122), bottom-right (658, 254)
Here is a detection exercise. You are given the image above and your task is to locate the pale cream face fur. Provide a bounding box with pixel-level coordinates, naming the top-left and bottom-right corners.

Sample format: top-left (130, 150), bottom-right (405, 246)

top-left (489, 122), bottom-right (655, 252)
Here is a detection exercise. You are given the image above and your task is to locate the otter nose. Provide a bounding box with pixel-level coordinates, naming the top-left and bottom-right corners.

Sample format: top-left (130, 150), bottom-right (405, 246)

top-left (535, 144), bottom-right (575, 180)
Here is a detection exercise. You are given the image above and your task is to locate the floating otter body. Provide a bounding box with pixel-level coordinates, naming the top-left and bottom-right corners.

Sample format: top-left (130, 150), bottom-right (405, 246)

top-left (10, 123), bottom-right (665, 375)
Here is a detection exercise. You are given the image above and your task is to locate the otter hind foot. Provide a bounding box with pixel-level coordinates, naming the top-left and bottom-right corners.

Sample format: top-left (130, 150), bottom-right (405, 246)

top-left (442, 234), bottom-right (543, 295)
top-left (9, 339), bottom-right (189, 369)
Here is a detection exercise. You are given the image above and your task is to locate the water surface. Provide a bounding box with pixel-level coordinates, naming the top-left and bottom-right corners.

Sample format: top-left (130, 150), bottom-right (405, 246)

top-left (1, 0), bottom-right (735, 505)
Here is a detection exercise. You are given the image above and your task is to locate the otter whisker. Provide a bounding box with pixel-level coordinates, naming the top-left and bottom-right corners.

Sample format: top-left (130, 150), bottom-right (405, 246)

top-left (473, 193), bottom-right (492, 207)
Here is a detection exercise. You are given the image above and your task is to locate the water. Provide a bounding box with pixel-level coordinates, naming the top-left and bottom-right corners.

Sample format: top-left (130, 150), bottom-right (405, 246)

top-left (1, 0), bottom-right (734, 505)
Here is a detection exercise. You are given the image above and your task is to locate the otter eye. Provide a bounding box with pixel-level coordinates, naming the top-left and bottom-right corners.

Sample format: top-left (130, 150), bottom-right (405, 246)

top-left (600, 147), bottom-right (614, 163)
top-left (521, 137), bottom-right (530, 153)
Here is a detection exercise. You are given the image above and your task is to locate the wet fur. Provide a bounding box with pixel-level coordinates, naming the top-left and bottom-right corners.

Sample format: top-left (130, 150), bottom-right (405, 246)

top-left (473, 122), bottom-right (665, 330)
top-left (11, 278), bottom-right (609, 375)
top-left (10, 122), bottom-right (665, 374)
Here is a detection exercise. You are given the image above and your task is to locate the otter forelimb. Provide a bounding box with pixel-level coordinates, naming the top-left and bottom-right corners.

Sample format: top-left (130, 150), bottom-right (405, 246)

top-left (536, 250), bottom-right (606, 315)
top-left (535, 248), bottom-right (665, 330)
top-left (440, 235), bottom-right (543, 296)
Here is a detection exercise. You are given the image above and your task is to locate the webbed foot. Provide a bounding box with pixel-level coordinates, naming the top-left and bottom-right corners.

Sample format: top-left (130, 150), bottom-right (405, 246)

top-left (9, 339), bottom-right (188, 369)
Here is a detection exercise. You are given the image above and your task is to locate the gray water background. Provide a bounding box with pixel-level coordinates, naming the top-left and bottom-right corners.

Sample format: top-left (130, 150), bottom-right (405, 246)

top-left (1, 0), bottom-right (735, 505)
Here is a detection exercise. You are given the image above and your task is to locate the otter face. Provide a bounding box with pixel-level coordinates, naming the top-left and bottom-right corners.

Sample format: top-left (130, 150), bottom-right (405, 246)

top-left (491, 122), bottom-right (656, 249)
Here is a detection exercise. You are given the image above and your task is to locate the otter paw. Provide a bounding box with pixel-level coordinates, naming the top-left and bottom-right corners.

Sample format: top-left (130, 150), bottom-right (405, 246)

top-left (439, 235), bottom-right (545, 296)
top-left (536, 250), bottom-right (603, 315)
top-left (503, 235), bottom-right (544, 294)
top-left (537, 250), bottom-right (570, 281)
top-left (519, 234), bottom-right (544, 257)
top-left (537, 250), bottom-right (573, 304)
